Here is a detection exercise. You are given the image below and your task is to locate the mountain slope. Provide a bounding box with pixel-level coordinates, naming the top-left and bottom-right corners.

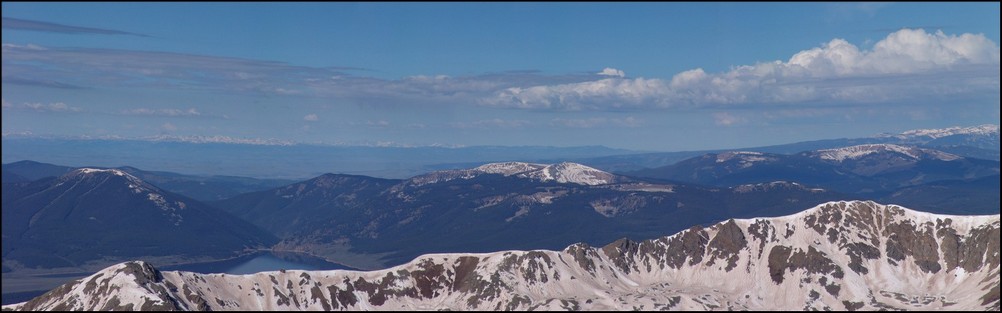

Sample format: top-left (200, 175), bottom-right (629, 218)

top-left (6, 201), bottom-right (998, 311)
top-left (0, 160), bottom-right (73, 181)
top-left (880, 175), bottom-right (1001, 215)
top-left (409, 161), bottom-right (622, 186)
top-left (1, 170), bottom-right (29, 183)
top-left (1, 160), bottom-right (296, 201)
top-left (628, 151), bottom-right (872, 191)
top-left (211, 173), bottom-right (400, 237)
top-left (217, 162), bottom-right (846, 269)
top-left (549, 124), bottom-right (1000, 173)
top-left (114, 167), bottom-right (297, 201)
top-left (632, 145), bottom-right (999, 195)
top-left (1, 169), bottom-right (277, 269)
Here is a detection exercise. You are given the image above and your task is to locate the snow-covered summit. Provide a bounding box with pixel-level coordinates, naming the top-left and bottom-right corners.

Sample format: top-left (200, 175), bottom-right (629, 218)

top-left (894, 124), bottom-right (999, 139)
top-left (64, 168), bottom-right (152, 191)
top-left (60, 168), bottom-right (187, 225)
top-left (523, 162), bottom-right (617, 185)
top-left (410, 162), bottom-right (618, 186)
top-left (715, 151), bottom-right (768, 163)
top-left (811, 144), bottom-right (961, 162)
top-left (762, 200), bottom-right (999, 231)
top-left (473, 162), bottom-right (547, 175)
top-left (75, 168), bottom-right (130, 176)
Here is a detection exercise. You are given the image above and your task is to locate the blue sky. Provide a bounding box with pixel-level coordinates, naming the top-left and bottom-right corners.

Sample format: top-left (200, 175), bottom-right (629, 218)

top-left (2, 2), bottom-right (999, 151)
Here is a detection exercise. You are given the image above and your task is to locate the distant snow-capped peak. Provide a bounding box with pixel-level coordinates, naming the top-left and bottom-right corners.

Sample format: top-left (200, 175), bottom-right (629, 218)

top-left (473, 162), bottom-right (547, 175)
top-left (731, 181), bottom-right (826, 194)
top-left (812, 144), bottom-right (961, 162)
top-left (412, 162), bottom-right (617, 186)
top-left (66, 168), bottom-right (150, 190)
top-left (710, 151), bottom-right (777, 169)
top-left (715, 151), bottom-right (767, 163)
top-left (62, 168), bottom-right (186, 225)
top-left (523, 162), bottom-right (616, 185)
top-left (887, 124), bottom-right (1000, 139)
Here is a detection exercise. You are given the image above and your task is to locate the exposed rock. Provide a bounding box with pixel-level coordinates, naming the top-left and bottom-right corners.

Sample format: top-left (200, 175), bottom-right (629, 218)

top-left (6, 201), bottom-right (998, 311)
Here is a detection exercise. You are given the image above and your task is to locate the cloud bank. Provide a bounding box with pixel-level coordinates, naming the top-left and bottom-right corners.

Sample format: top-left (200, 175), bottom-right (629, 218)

top-left (485, 29), bottom-right (999, 110)
top-left (2, 99), bottom-right (83, 113)
top-left (3, 29), bottom-right (998, 116)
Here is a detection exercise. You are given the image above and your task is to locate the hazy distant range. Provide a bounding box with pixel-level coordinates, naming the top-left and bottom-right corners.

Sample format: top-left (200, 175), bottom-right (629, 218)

top-left (0, 138), bottom-right (638, 179)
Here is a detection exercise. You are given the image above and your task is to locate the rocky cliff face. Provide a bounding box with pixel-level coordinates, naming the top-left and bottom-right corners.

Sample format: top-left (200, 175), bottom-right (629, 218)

top-left (5, 201), bottom-right (998, 311)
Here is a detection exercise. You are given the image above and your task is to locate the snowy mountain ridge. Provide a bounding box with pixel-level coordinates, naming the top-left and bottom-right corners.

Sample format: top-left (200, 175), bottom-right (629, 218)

top-left (6, 201), bottom-right (998, 311)
top-left (410, 161), bottom-right (619, 186)
top-left (892, 124), bottom-right (999, 140)
top-left (59, 168), bottom-right (188, 224)
top-left (811, 144), bottom-right (962, 162)
top-left (62, 168), bottom-right (155, 194)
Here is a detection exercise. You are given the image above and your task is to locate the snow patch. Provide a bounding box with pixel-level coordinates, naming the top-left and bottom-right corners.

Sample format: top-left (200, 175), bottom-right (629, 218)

top-left (715, 151), bottom-right (765, 163)
top-left (6, 200), bottom-right (999, 311)
top-left (813, 144), bottom-right (961, 162)
top-left (412, 161), bottom-right (618, 186)
top-left (896, 124), bottom-right (999, 139)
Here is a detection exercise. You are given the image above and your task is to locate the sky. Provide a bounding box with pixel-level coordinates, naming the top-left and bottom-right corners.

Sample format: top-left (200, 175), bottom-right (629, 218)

top-left (2, 2), bottom-right (1000, 151)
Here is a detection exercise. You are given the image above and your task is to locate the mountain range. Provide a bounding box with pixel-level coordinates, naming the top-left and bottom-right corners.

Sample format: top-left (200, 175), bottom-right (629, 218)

top-left (631, 144), bottom-right (999, 196)
top-left (213, 162), bottom-right (847, 268)
top-left (3, 125), bottom-right (997, 179)
top-left (563, 124), bottom-right (1000, 173)
top-left (1, 160), bottom-right (295, 201)
top-left (5, 201), bottom-right (998, 311)
top-left (4, 146), bottom-right (996, 272)
top-left (2, 124), bottom-right (998, 310)
top-left (1, 168), bottom-right (276, 270)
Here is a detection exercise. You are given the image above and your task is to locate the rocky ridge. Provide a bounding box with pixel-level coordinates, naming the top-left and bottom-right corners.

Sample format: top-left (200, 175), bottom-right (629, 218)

top-left (5, 201), bottom-right (998, 311)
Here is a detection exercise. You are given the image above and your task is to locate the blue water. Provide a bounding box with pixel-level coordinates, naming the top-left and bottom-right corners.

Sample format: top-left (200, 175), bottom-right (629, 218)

top-left (1, 252), bottom-right (357, 305)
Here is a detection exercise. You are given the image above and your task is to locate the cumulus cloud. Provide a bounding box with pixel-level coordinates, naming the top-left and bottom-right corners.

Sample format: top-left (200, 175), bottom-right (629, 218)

top-left (3, 28), bottom-right (997, 118)
top-left (303, 114), bottom-right (319, 121)
top-left (486, 28), bottom-right (1000, 110)
top-left (597, 67), bottom-right (626, 77)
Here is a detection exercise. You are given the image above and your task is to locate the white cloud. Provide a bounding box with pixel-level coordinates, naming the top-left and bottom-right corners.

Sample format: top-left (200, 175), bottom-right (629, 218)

top-left (2, 100), bottom-right (83, 113)
top-left (486, 28), bottom-right (1000, 110)
top-left (484, 78), bottom-right (669, 110)
top-left (3, 28), bottom-right (997, 118)
top-left (161, 122), bottom-right (177, 132)
top-left (304, 114), bottom-right (319, 121)
top-left (598, 67), bottom-right (626, 77)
